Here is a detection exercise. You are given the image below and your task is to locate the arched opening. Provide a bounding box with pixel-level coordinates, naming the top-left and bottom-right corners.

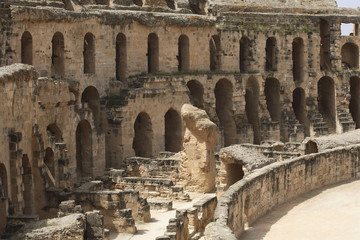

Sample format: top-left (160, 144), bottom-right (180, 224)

top-left (320, 19), bottom-right (331, 70)
top-left (21, 31), bottom-right (33, 65)
top-left (84, 33), bottom-right (95, 74)
top-left (292, 87), bottom-right (309, 136)
top-left (349, 76), bottom-right (360, 128)
top-left (215, 79), bottom-right (236, 146)
top-left (264, 78), bottom-right (281, 122)
top-left (76, 120), bottom-right (93, 178)
top-left (210, 35), bottom-right (221, 71)
top-left (240, 36), bottom-right (250, 73)
top-left (318, 77), bottom-right (336, 132)
top-left (187, 80), bottom-right (204, 109)
top-left (148, 33), bottom-right (159, 73)
top-left (0, 163), bottom-right (7, 234)
top-left (132, 0), bottom-right (143, 6)
top-left (265, 37), bottom-right (277, 71)
top-left (44, 148), bottom-right (55, 178)
top-left (178, 34), bottom-right (190, 71)
top-left (305, 140), bottom-right (318, 154)
top-left (81, 86), bottom-right (100, 128)
top-left (341, 43), bottom-right (359, 69)
top-left (22, 155), bottom-right (33, 214)
top-left (165, 0), bottom-right (175, 9)
top-left (292, 38), bottom-right (304, 82)
top-left (225, 163), bottom-right (244, 189)
top-left (47, 124), bottom-right (62, 143)
top-left (116, 33), bottom-right (127, 82)
top-left (133, 112), bottom-right (153, 157)
top-left (245, 78), bottom-right (261, 144)
top-left (51, 32), bottom-right (65, 77)
top-left (164, 109), bottom-right (182, 152)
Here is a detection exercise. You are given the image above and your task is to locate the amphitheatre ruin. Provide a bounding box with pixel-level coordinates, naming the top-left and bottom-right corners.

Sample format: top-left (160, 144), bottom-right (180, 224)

top-left (0, 0), bottom-right (360, 239)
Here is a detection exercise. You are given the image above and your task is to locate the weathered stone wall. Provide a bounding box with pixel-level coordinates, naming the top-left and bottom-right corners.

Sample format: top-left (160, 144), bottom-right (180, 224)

top-left (205, 144), bottom-right (360, 239)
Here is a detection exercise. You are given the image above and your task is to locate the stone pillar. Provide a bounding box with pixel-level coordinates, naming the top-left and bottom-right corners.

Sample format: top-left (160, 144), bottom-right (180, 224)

top-left (179, 104), bottom-right (218, 193)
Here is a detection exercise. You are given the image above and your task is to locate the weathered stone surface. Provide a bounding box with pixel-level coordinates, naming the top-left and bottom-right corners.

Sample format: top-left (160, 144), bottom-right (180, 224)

top-left (179, 104), bottom-right (218, 193)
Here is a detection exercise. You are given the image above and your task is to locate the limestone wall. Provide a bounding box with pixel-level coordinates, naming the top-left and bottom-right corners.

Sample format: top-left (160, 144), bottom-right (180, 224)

top-left (204, 144), bottom-right (360, 239)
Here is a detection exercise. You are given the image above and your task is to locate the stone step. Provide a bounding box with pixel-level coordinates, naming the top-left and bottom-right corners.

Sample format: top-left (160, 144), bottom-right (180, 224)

top-left (147, 199), bottom-right (173, 211)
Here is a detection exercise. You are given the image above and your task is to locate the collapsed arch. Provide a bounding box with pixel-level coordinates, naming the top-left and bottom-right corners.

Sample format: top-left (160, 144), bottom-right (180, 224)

top-left (133, 112), bottom-right (153, 157)
top-left (341, 43), bottom-right (359, 69)
top-left (21, 31), bottom-right (33, 65)
top-left (215, 79), bottom-right (236, 146)
top-left (187, 80), bottom-right (204, 109)
top-left (164, 109), bottom-right (182, 152)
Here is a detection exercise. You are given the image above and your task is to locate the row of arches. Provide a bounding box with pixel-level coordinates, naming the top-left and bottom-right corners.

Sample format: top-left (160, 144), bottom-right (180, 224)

top-left (132, 109), bottom-right (183, 157)
top-left (20, 31), bottom-right (191, 81)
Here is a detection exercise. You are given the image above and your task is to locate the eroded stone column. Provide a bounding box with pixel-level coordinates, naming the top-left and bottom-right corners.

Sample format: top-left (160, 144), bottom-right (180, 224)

top-left (179, 104), bottom-right (218, 193)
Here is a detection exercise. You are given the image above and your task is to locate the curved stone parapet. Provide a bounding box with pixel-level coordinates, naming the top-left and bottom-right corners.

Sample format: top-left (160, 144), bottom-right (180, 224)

top-left (204, 144), bottom-right (360, 239)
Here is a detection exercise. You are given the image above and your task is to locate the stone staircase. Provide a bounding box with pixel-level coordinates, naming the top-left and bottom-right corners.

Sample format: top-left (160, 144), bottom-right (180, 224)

top-left (308, 111), bottom-right (329, 137)
top-left (337, 108), bottom-right (355, 133)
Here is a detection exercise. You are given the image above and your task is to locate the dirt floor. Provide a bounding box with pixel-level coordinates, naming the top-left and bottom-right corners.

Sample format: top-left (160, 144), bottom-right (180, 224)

top-left (240, 179), bottom-right (360, 240)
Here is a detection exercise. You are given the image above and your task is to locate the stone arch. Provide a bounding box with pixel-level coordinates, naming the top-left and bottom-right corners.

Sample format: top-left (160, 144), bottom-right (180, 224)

top-left (349, 76), bottom-right (360, 128)
top-left (305, 140), bottom-right (318, 154)
top-left (265, 37), bottom-right (277, 71)
top-left (215, 79), bottom-right (236, 146)
top-left (81, 86), bottom-right (100, 128)
top-left (318, 76), bottom-right (336, 131)
top-left (21, 31), bottom-right (33, 65)
top-left (341, 42), bottom-right (359, 69)
top-left (116, 33), bottom-right (127, 82)
top-left (148, 33), bottom-right (159, 73)
top-left (292, 37), bottom-right (304, 82)
top-left (245, 77), bottom-right (261, 144)
top-left (76, 120), bottom-right (93, 178)
top-left (210, 35), bottom-right (221, 71)
top-left (84, 32), bottom-right (95, 74)
top-left (165, 0), bottom-right (175, 9)
top-left (22, 155), bottom-right (33, 214)
top-left (133, 0), bottom-right (143, 6)
top-left (292, 87), bottom-right (309, 136)
top-left (178, 34), bottom-right (190, 71)
top-left (264, 78), bottom-right (281, 122)
top-left (51, 32), bottom-right (65, 77)
top-left (164, 109), bottom-right (182, 152)
top-left (187, 80), bottom-right (204, 109)
top-left (133, 112), bottom-right (153, 157)
top-left (320, 19), bottom-right (331, 70)
top-left (240, 36), bottom-right (250, 73)
top-left (0, 163), bottom-right (7, 234)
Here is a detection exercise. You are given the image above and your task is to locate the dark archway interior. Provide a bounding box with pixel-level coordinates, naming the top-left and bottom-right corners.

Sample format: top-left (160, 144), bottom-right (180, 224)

top-left (51, 32), bottom-right (65, 77)
top-left (148, 33), bottom-right (159, 73)
top-left (266, 37), bottom-right (276, 71)
top-left (215, 79), bottom-right (236, 146)
top-left (21, 31), bottom-right (33, 65)
top-left (22, 155), bottom-right (33, 214)
top-left (320, 19), bottom-right (331, 70)
top-left (341, 43), bottom-right (359, 69)
top-left (76, 120), bottom-right (93, 178)
top-left (349, 77), bottom-right (360, 128)
top-left (292, 38), bottom-right (304, 82)
top-left (187, 80), bottom-right (204, 109)
top-left (178, 34), bottom-right (190, 71)
top-left (81, 86), bottom-right (100, 129)
top-left (240, 36), bottom-right (250, 73)
top-left (318, 77), bottom-right (336, 132)
top-left (44, 147), bottom-right (55, 178)
top-left (210, 35), bottom-right (221, 71)
top-left (264, 78), bottom-right (281, 122)
top-left (165, 109), bottom-right (182, 152)
top-left (305, 140), bottom-right (318, 154)
top-left (84, 32), bottom-right (95, 74)
top-left (116, 33), bottom-right (127, 82)
top-left (225, 163), bottom-right (244, 189)
top-left (133, 112), bottom-right (153, 157)
top-left (292, 87), bottom-right (310, 136)
top-left (245, 78), bottom-right (261, 144)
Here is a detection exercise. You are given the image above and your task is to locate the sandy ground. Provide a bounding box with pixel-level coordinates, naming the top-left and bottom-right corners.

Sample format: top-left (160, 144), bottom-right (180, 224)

top-left (241, 180), bottom-right (360, 240)
top-left (110, 192), bottom-right (211, 240)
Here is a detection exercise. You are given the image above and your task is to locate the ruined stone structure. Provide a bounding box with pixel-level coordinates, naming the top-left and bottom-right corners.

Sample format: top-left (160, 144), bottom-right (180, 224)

top-left (1, 0), bottom-right (360, 239)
